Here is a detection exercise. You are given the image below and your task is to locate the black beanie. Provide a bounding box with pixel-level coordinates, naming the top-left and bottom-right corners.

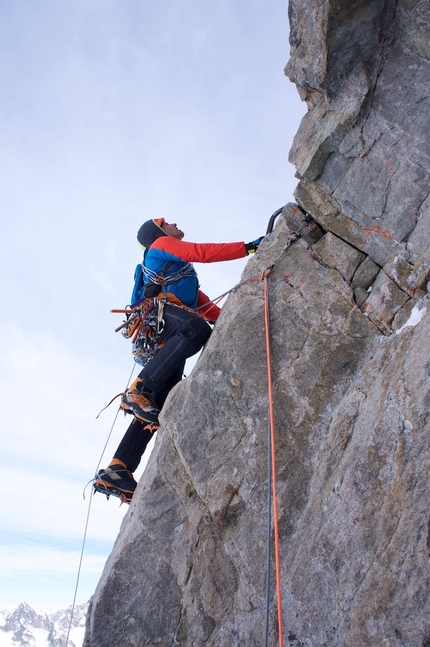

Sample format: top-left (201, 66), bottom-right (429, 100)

top-left (137, 219), bottom-right (167, 248)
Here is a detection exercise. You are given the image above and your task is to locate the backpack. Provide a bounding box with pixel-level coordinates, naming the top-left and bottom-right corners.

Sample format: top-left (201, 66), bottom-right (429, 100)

top-left (130, 264), bottom-right (144, 306)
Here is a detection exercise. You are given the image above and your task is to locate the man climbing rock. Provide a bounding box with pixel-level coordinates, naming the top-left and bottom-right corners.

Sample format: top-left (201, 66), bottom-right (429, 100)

top-left (94, 218), bottom-right (264, 502)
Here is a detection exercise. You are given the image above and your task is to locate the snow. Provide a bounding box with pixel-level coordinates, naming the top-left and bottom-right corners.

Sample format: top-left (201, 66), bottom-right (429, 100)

top-left (395, 301), bottom-right (427, 334)
top-left (0, 631), bottom-right (49, 647)
top-left (67, 626), bottom-right (86, 646)
top-left (0, 602), bottom-right (87, 647)
top-left (29, 629), bottom-right (49, 647)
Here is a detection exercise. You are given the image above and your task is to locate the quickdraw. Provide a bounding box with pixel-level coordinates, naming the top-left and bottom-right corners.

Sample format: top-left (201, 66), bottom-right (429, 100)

top-left (112, 297), bottom-right (166, 366)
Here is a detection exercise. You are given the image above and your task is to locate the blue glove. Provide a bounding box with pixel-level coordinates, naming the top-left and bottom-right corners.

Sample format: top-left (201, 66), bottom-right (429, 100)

top-left (245, 236), bottom-right (265, 255)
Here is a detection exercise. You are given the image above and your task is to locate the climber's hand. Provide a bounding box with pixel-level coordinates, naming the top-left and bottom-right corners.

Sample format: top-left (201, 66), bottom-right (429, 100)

top-left (245, 236), bottom-right (265, 255)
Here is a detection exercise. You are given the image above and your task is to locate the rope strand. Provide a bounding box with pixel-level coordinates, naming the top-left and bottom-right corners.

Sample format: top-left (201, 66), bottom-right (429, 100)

top-left (65, 362), bottom-right (137, 646)
top-left (264, 399), bottom-right (273, 647)
top-left (263, 271), bottom-right (284, 647)
top-left (195, 275), bottom-right (261, 311)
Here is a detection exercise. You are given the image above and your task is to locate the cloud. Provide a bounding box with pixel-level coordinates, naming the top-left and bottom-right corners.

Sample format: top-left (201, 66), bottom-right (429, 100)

top-left (0, 540), bottom-right (111, 607)
top-left (0, 544), bottom-right (105, 576)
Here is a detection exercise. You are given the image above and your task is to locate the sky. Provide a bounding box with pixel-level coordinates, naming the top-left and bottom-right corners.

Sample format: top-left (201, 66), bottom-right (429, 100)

top-left (0, 0), bottom-right (305, 610)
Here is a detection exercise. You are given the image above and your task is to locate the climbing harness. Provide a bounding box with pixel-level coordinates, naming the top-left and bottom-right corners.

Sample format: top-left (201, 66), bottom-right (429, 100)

top-left (113, 294), bottom-right (210, 367)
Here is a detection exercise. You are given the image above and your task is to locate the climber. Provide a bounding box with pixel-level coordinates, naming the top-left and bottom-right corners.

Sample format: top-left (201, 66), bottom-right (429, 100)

top-left (94, 218), bottom-right (264, 501)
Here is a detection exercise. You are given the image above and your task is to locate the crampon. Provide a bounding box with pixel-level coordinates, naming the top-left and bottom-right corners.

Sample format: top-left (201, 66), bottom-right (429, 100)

top-left (92, 480), bottom-right (134, 504)
top-left (92, 465), bottom-right (137, 505)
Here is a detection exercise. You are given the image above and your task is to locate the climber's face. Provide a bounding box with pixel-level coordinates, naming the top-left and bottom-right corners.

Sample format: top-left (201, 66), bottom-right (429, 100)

top-left (162, 222), bottom-right (184, 240)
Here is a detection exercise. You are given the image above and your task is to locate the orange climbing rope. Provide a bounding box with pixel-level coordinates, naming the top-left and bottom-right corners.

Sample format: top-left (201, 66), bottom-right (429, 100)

top-left (263, 267), bottom-right (284, 647)
top-left (260, 230), bottom-right (300, 646)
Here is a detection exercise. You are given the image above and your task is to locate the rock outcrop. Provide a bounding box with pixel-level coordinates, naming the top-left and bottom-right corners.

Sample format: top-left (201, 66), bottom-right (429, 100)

top-left (84, 1), bottom-right (430, 645)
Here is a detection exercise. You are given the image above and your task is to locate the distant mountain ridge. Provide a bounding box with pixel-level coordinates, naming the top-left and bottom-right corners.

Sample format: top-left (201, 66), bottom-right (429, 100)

top-left (0, 602), bottom-right (88, 647)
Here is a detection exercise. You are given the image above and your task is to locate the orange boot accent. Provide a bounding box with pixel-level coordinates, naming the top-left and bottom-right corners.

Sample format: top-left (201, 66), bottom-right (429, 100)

top-left (108, 458), bottom-right (127, 469)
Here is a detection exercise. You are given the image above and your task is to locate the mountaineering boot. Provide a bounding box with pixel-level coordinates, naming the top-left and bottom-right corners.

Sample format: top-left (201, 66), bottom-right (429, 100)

top-left (93, 460), bottom-right (137, 503)
top-left (120, 378), bottom-right (160, 426)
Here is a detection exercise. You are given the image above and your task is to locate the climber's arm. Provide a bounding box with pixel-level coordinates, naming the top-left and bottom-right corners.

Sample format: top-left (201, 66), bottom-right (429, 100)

top-left (153, 237), bottom-right (247, 263)
top-left (197, 290), bottom-right (221, 322)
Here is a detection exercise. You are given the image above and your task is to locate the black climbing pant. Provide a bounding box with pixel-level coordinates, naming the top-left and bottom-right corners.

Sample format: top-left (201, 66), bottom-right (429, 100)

top-left (114, 305), bottom-right (212, 472)
top-left (114, 364), bottom-right (184, 472)
top-left (137, 303), bottom-right (212, 396)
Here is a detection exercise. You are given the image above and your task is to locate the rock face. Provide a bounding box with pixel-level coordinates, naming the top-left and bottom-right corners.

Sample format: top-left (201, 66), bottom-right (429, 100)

top-left (84, 1), bottom-right (430, 646)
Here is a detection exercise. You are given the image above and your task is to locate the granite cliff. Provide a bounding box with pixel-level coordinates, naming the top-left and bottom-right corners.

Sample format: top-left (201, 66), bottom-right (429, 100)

top-left (84, 0), bottom-right (430, 645)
